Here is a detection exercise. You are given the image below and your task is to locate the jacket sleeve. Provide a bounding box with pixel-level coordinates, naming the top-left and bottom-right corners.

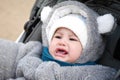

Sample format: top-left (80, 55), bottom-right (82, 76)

top-left (35, 61), bottom-right (117, 80)
top-left (0, 39), bottom-right (23, 80)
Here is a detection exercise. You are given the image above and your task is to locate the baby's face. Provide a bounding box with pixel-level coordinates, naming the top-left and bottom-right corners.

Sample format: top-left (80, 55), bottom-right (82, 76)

top-left (49, 27), bottom-right (82, 63)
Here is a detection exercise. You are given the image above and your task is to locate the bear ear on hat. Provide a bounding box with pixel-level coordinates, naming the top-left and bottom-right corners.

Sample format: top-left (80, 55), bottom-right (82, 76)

top-left (41, 6), bottom-right (52, 23)
top-left (97, 14), bottom-right (116, 34)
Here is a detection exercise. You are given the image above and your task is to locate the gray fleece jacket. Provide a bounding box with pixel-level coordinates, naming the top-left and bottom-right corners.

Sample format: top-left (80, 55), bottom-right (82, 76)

top-left (0, 1), bottom-right (117, 80)
top-left (0, 39), bottom-right (117, 80)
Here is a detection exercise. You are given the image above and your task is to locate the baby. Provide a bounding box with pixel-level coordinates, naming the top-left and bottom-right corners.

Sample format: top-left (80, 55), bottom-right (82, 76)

top-left (35, 1), bottom-right (117, 80)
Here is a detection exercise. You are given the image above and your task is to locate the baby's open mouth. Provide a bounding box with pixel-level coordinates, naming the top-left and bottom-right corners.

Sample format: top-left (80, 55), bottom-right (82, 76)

top-left (56, 48), bottom-right (68, 55)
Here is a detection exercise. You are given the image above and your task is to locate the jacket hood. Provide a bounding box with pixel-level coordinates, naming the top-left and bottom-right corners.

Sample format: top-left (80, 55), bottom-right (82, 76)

top-left (41, 1), bottom-right (115, 63)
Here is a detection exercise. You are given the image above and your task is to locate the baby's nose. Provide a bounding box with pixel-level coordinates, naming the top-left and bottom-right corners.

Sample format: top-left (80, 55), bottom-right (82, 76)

top-left (58, 39), bottom-right (67, 46)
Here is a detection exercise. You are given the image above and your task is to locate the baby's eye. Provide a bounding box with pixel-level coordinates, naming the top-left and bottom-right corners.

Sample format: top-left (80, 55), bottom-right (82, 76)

top-left (54, 35), bottom-right (62, 39)
top-left (69, 38), bottom-right (78, 41)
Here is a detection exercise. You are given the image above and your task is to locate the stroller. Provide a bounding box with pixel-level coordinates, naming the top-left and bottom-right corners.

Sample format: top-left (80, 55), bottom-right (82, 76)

top-left (17, 0), bottom-right (120, 79)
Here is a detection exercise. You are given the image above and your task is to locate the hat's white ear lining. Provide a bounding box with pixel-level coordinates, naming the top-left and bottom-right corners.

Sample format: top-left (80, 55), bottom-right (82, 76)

top-left (97, 14), bottom-right (115, 34)
top-left (41, 6), bottom-right (52, 23)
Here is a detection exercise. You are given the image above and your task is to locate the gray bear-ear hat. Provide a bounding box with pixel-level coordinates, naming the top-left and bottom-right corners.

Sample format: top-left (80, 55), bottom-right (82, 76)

top-left (41, 1), bottom-right (115, 63)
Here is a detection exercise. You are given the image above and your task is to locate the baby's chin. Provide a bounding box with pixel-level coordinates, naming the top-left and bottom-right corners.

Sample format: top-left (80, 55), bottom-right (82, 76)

top-left (54, 56), bottom-right (66, 61)
top-left (53, 55), bottom-right (67, 62)
top-left (53, 56), bottom-right (74, 63)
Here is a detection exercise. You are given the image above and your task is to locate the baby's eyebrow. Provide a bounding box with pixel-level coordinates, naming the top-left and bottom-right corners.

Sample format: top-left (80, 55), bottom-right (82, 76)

top-left (69, 33), bottom-right (78, 37)
top-left (55, 31), bottom-right (63, 35)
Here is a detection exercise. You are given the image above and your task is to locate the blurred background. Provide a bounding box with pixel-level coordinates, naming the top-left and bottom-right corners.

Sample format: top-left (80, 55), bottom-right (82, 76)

top-left (0, 0), bottom-right (35, 41)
